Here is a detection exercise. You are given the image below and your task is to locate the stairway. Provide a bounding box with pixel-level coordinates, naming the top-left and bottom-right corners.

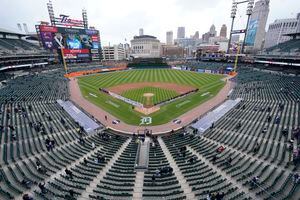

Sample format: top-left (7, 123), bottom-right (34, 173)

top-left (15, 138), bottom-right (105, 200)
top-left (158, 137), bottom-right (196, 199)
top-left (78, 138), bottom-right (131, 199)
top-left (135, 137), bottom-right (150, 171)
top-left (132, 171), bottom-right (144, 200)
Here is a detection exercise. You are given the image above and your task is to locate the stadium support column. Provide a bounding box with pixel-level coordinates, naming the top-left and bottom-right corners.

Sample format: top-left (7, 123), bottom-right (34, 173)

top-left (82, 9), bottom-right (88, 29)
top-left (227, 17), bottom-right (235, 54)
top-left (47, 0), bottom-right (55, 26)
top-left (227, 1), bottom-right (237, 54)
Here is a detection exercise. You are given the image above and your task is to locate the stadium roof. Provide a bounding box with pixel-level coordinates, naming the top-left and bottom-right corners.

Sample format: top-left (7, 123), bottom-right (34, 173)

top-left (283, 32), bottom-right (300, 37)
top-left (0, 28), bottom-right (26, 36)
top-left (133, 35), bottom-right (157, 39)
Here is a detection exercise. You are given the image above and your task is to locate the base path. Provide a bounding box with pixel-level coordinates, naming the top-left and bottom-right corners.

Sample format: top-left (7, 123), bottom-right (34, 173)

top-left (69, 77), bottom-right (234, 135)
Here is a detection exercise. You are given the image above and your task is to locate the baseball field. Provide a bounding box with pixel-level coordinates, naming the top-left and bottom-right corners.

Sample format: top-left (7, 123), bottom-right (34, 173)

top-left (77, 69), bottom-right (225, 125)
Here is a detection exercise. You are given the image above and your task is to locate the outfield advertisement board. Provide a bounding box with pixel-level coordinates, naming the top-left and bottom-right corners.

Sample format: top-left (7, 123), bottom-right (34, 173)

top-left (39, 25), bottom-right (101, 61)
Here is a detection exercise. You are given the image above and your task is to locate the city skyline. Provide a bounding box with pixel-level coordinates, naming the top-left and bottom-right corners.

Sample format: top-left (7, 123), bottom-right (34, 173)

top-left (0, 0), bottom-right (299, 46)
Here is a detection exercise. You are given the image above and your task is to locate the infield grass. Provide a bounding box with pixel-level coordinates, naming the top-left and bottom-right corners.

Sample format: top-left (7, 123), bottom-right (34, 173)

top-left (122, 87), bottom-right (179, 106)
top-left (78, 69), bottom-right (225, 125)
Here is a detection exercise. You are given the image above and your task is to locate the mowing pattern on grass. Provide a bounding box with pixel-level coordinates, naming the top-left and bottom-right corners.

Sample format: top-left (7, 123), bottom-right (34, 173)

top-left (121, 86), bottom-right (178, 106)
top-left (78, 69), bottom-right (225, 125)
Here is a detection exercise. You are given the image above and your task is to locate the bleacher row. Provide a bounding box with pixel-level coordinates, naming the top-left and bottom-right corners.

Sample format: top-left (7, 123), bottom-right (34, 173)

top-left (0, 38), bottom-right (44, 55)
top-left (0, 65), bottom-right (299, 200)
top-left (265, 39), bottom-right (300, 54)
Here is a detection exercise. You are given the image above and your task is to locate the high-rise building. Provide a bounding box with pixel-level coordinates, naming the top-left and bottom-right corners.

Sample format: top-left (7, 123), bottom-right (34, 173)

top-left (102, 44), bottom-right (126, 61)
top-left (209, 24), bottom-right (217, 37)
top-left (166, 31), bottom-right (173, 45)
top-left (245, 0), bottom-right (270, 50)
top-left (130, 35), bottom-right (161, 58)
top-left (220, 24), bottom-right (227, 38)
top-left (264, 14), bottom-right (299, 49)
top-left (193, 31), bottom-right (199, 39)
top-left (177, 27), bottom-right (185, 39)
top-left (202, 25), bottom-right (217, 43)
top-left (202, 32), bottom-right (210, 43)
top-left (231, 35), bottom-right (240, 43)
top-left (139, 28), bottom-right (144, 36)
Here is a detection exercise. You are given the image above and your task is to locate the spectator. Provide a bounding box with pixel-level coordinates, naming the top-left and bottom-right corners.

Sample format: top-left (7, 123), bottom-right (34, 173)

top-left (12, 132), bottom-right (17, 141)
top-left (188, 155), bottom-right (197, 164)
top-left (50, 139), bottom-right (55, 150)
top-left (92, 142), bottom-right (95, 149)
top-left (212, 155), bottom-right (217, 163)
top-left (69, 189), bottom-right (75, 197)
top-left (21, 179), bottom-right (33, 189)
top-left (83, 158), bottom-right (88, 165)
top-left (49, 126), bottom-right (54, 133)
top-left (236, 121), bottom-right (241, 129)
top-left (38, 182), bottom-right (47, 194)
top-left (22, 194), bottom-right (33, 200)
top-left (267, 115), bottom-right (272, 123)
top-left (251, 176), bottom-right (259, 187)
top-left (36, 160), bottom-right (42, 171)
top-left (207, 192), bottom-right (214, 200)
top-left (226, 157), bottom-right (232, 166)
top-left (152, 174), bottom-right (155, 183)
top-left (282, 128), bottom-right (288, 136)
top-left (253, 142), bottom-right (260, 153)
top-left (65, 168), bottom-right (73, 179)
top-left (210, 122), bottom-right (215, 129)
top-left (293, 173), bottom-right (300, 184)
top-left (217, 146), bottom-right (225, 153)
top-left (155, 169), bottom-right (160, 177)
top-left (79, 137), bottom-right (85, 145)
top-left (215, 192), bottom-right (225, 200)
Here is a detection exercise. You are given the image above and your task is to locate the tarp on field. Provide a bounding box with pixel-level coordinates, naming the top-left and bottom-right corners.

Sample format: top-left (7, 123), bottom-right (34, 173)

top-left (192, 98), bottom-right (242, 134)
top-left (57, 100), bottom-right (101, 133)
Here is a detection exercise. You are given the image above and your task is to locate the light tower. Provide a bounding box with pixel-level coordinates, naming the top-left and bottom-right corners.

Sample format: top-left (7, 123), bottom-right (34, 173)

top-left (227, 0), bottom-right (254, 54)
top-left (227, 0), bottom-right (237, 54)
top-left (47, 0), bottom-right (55, 26)
top-left (82, 9), bottom-right (88, 29)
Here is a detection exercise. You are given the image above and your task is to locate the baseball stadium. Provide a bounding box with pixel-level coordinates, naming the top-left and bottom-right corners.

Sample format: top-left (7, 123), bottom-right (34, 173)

top-left (0, 0), bottom-right (300, 200)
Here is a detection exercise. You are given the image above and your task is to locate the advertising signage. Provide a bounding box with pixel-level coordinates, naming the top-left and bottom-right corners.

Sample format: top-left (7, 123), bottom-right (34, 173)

top-left (39, 25), bottom-right (101, 61)
top-left (54, 14), bottom-right (84, 28)
top-left (245, 19), bottom-right (258, 46)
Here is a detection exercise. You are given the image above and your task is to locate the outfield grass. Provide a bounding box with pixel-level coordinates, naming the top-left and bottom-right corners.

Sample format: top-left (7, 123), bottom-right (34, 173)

top-left (78, 69), bottom-right (225, 125)
top-left (122, 86), bottom-right (179, 106)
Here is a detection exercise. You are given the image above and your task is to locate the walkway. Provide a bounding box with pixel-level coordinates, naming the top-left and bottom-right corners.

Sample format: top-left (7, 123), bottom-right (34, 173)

top-left (158, 137), bottom-right (196, 199)
top-left (69, 75), bottom-right (234, 135)
top-left (132, 171), bottom-right (144, 200)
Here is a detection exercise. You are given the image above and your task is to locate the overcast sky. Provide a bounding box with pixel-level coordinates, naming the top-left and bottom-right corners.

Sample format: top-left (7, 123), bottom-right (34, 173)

top-left (0, 0), bottom-right (299, 46)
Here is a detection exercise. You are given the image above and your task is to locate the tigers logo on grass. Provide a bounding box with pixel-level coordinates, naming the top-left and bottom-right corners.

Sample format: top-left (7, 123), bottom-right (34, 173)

top-left (140, 117), bottom-right (152, 125)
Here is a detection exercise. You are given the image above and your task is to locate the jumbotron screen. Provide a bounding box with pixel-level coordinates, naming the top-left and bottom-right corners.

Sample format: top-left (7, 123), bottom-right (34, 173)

top-left (39, 25), bottom-right (101, 61)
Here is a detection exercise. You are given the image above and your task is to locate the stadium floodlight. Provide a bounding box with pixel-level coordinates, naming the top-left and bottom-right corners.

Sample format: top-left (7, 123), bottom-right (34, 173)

top-left (231, 0), bottom-right (238, 18)
top-left (246, 0), bottom-right (254, 15)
